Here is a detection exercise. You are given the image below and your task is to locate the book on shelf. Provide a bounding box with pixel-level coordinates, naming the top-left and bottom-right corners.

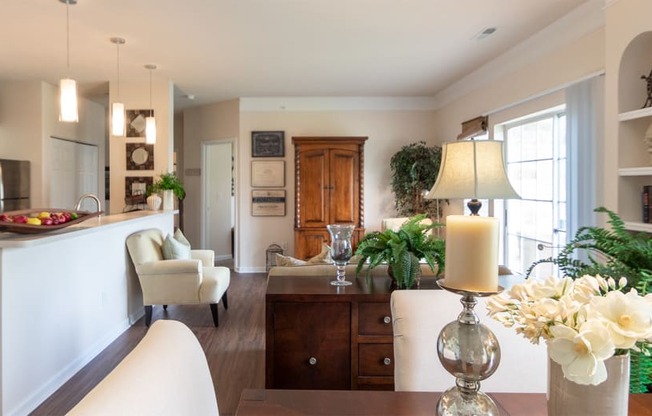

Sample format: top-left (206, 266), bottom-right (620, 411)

top-left (644, 185), bottom-right (651, 223)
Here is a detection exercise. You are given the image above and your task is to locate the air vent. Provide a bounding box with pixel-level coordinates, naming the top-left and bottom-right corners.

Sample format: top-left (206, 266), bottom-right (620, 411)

top-left (474, 27), bottom-right (497, 41)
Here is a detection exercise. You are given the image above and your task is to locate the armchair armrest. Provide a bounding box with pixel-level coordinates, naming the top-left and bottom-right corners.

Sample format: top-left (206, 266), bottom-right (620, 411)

top-left (191, 250), bottom-right (215, 267)
top-left (136, 259), bottom-right (201, 276)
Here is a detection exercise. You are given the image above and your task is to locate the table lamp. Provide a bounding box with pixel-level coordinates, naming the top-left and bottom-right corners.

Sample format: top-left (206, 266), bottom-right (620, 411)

top-left (424, 139), bottom-right (520, 416)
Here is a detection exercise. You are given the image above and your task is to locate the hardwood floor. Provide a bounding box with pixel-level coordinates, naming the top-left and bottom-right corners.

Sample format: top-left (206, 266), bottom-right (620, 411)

top-left (30, 271), bottom-right (267, 416)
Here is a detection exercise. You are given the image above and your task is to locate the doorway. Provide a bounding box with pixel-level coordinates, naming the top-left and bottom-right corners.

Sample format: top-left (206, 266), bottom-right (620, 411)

top-left (202, 140), bottom-right (236, 266)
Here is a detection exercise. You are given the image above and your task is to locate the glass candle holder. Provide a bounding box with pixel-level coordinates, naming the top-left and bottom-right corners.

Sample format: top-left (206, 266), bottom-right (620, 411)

top-left (327, 224), bottom-right (355, 286)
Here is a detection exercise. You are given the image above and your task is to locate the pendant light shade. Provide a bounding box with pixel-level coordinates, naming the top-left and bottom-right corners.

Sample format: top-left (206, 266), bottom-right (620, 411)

top-left (145, 64), bottom-right (157, 144)
top-left (112, 102), bottom-right (125, 136)
top-left (58, 0), bottom-right (78, 123)
top-left (59, 78), bottom-right (79, 122)
top-left (145, 116), bottom-right (156, 144)
top-left (110, 37), bottom-right (126, 136)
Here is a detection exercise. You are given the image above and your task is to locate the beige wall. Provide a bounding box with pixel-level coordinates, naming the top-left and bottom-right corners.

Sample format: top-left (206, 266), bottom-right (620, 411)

top-left (604, 0), bottom-right (652, 215)
top-left (236, 108), bottom-right (436, 272)
top-left (108, 79), bottom-right (174, 214)
top-left (182, 99), bottom-right (240, 248)
top-left (0, 80), bottom-right (105, 208)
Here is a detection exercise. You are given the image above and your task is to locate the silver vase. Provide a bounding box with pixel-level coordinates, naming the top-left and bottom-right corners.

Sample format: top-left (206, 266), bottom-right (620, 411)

top-left (547, 353), bottom-right (630, 416)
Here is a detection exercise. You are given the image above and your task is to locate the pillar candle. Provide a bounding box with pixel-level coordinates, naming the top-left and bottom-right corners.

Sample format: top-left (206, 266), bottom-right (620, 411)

top-left (444, 215), bottom-right (499, 292)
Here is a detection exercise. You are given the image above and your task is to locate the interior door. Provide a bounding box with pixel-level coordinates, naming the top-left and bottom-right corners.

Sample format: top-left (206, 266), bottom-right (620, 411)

top-left (204, 140), bottom-right (235, 262)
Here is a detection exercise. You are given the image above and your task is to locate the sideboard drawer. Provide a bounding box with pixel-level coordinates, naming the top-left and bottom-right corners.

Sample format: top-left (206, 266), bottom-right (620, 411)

top-left (358, 343), bottom-right (394, 377)
top-left (358, 302), bottom-right (393, 335)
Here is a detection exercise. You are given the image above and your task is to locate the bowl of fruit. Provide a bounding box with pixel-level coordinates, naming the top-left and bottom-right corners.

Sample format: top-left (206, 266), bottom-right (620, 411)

top-left (0, 209), bottom-right (103, 234)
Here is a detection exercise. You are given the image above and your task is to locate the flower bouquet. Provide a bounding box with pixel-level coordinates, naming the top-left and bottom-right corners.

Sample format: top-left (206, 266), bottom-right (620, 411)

top-left (487, 274), bottom-right (652, 385)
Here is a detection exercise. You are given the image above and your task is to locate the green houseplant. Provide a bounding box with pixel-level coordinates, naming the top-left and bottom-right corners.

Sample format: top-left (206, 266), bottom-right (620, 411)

top-left (526, 207), bottom-right (652, 393)
top-left (354, 214), bottom-right (445, 289)
top-left (150, 172), bottom-right (186, 200)
top-left (390, 141), bottom-right (446, 219)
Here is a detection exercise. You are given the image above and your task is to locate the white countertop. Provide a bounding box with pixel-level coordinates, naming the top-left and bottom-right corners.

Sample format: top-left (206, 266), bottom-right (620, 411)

top-left (0, 210), bottom-right (177, 248)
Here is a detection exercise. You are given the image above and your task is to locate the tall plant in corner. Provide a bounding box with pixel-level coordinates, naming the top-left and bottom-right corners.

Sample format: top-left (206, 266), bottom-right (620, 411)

top-left (390, 141), bottom-right (446, 220)
top-left (527, 207), bottom-right (652, 393)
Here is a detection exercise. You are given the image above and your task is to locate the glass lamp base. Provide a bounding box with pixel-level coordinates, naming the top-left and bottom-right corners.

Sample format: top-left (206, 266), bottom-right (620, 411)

top-left (436, 387), bottom-right (499, 416)
top-left (330, 279), bottom-right (352, 286)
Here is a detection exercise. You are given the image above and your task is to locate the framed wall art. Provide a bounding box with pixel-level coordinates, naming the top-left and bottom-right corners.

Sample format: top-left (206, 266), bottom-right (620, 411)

top-left (125, 176), bottom-right (153, 202)
top-left (126, 143), bottom-right (154, 170)
top-left (252, 131), bottom-right (285, 157)
top-left (251, 160), bottom-right (285, 187)
top-left (126, 109), bottom-right (154, 138)
top-left (252, 190), bottom-right (286, 216)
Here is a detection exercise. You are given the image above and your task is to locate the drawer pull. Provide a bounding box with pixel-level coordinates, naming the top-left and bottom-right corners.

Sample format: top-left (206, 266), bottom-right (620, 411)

top-left (383, 316), bottom-right (391, 324)
top-left (309, 357), bottom-right (318, 365)
top-left (383, 357), bottom-right (391, 366)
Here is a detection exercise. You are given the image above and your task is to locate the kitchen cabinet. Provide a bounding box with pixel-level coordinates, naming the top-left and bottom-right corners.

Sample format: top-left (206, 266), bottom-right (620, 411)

top-left (292, 137), bottom-right (367, 259)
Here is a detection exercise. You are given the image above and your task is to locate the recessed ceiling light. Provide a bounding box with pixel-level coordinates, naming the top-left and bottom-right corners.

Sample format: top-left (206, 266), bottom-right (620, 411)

top-left (474, 27), bottom-right (497, 41)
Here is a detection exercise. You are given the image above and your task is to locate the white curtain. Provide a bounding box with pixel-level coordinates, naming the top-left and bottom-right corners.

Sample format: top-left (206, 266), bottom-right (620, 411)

top-left (565, 75), bottom-right (604, 240)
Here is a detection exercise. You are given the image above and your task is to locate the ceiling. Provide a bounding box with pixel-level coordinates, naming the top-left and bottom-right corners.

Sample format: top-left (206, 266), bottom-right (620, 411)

top-left (0, 0), bottom-right (601, 111)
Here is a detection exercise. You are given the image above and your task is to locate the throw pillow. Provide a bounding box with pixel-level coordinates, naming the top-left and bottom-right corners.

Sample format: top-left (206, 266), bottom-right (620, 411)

top-left (275, 253), bottom-right (308, 267)
top-left (162, 233), bottom-right (192, 260)
top-left (307, 243), bottom-right (332, 264)
top-left (174, 228), bottom-right (191, 247)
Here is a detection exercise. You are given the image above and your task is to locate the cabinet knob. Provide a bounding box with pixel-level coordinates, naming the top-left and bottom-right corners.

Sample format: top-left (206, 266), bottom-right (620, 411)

top-left (309, 357), bottom-right (318, 365)
top-left (383, 357), bottom-right (391, 366)
top-left (383, 316), bottom-right (391, 324)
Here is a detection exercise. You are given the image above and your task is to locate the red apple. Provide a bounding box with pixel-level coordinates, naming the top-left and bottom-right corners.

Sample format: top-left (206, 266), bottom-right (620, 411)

top-left (12, 215), bottom-right (27, 224)
top-left (41, 217), bottom-right (53, 226)
top-left (0, 214), bottom-right (13, 222)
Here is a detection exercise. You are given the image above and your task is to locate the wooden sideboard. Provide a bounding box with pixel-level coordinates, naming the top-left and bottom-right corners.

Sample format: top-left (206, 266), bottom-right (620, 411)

top-left (265, 274), bottom-right (439, 390)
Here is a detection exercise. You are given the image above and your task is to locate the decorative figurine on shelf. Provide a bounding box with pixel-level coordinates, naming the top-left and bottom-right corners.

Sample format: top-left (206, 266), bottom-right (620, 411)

top-left (641, 69), bottom-right (652, 108)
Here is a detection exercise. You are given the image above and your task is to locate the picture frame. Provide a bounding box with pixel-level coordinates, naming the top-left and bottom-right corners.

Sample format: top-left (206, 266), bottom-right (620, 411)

top-left (251, 160), bottom-right (285, 187)
top-left (251, 190), bottom-right (286, 217)
top-left (126, 143), bottom-right (154, 170)
top-left (124, 176), bottom-right (153, 205)
top-left (252, 131), bottom-right (285, 157)
top-left (126, 109), bottom-right (154, 138)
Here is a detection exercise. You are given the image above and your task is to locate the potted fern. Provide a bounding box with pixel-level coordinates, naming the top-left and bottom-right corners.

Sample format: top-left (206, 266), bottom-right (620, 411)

top-left (527, 207), bottom-right (652, 393)
top-left (354, 214), bottom-right (445, 289)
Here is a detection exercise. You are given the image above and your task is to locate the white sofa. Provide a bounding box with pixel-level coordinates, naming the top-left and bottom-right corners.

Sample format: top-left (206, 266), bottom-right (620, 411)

top-left (67, 320), bottom-right (219, 416)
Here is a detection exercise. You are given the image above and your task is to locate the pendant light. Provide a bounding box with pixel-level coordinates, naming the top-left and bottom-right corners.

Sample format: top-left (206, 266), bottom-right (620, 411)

top-left (110, 37), bottom-right (126, 136)
top-left (58, 0), bottom-right (78, 122)
top-left (145, 64), bottom-right (157, 144)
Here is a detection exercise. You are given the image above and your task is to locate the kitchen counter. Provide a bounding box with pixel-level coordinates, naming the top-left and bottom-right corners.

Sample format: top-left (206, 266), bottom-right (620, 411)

top-left (0, 209), bottom-right (175, 415)
top-left (0, 210), bottom-right (177, 248)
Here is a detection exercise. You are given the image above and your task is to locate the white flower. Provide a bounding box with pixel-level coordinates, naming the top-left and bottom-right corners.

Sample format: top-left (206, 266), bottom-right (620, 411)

top-left (548, 321), bottom-right (615, 385)
top-left (487, 274), bottom-right (652, 386)
top-left (589, 290), bottom-right (652, 349)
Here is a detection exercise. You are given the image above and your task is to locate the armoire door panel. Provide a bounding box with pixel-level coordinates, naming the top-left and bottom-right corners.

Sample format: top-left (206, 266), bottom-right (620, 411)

top-left (329, 149), bottom-right (359, 224)
top-left (298, 150), bottom-right (329, 227)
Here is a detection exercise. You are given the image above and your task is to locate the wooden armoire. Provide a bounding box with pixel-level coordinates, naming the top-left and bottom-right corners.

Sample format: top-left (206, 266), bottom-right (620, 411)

top-left (293, 137), bottom-right (367, 259)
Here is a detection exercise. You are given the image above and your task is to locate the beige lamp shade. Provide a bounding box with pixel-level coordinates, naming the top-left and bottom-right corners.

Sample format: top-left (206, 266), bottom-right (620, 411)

top-left (426, 140), bottom-right (519, 200)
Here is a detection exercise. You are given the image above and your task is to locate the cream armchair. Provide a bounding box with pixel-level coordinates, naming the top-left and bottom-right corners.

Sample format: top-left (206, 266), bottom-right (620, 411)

top-left (126, 229), bottom-right (230, 327)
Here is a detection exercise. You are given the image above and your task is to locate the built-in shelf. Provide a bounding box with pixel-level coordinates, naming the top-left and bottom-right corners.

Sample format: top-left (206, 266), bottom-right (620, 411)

top-left (618, 167), bottom-right (652, 176)
top-left (619, 107), bottom-right (652, 121)
top-left (624, 221), bottom-right (652, 233)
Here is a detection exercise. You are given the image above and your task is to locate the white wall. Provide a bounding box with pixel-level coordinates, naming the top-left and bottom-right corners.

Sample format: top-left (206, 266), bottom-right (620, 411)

top-left (0, 81), bottom-right (105, 208)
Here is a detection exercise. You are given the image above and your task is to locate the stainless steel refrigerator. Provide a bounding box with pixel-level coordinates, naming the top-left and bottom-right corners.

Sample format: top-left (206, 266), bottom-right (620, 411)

top-left (0, 159), bottom-right (30, 212)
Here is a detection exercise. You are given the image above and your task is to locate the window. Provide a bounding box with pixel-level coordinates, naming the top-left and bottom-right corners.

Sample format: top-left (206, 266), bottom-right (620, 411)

top-left (498, 106), bottom-right (566, 278)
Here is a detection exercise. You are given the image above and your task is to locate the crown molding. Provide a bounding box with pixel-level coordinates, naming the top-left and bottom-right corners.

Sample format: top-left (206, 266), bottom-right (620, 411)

top-left (431, 1), bottom-right (606, 110)
top-left (239, 96), bottom-right (438, 112)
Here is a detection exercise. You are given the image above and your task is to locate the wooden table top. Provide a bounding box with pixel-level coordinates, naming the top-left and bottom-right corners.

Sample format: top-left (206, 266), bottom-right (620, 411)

top-left (235, 389), bottom-right (652, 416)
